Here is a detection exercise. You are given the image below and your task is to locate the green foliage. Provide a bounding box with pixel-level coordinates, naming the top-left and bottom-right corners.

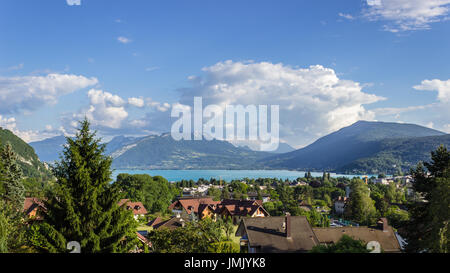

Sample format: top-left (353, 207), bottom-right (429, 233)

top-left (404, 145), bottom-right (450, 253)
top-left (149, 218), bottom-right (237, 253)
top-left (29, 119), bottom-right (138, 253)
top-left (1, 143), bottom-right (25, 211)
top-left (114, 173), bottom-right (179, 214)
top-left (302, 209), bottom-right (330, 227)
top-left (310, 235), bottom-right (370, 253)
top-left (209, 241), bottom-right (240, 253)
top-left (0, 200), bottom-right (28, 253)
top-left (207, 187), bottom-right (222, 201)
top-left (345, 179), bottom-right (377, 225)
top-left (385, 206), bottom-right (409, 229)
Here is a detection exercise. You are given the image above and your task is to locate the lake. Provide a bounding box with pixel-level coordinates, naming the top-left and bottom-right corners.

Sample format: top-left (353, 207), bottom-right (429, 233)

top-left (111, 169), bottom-right (370, 182)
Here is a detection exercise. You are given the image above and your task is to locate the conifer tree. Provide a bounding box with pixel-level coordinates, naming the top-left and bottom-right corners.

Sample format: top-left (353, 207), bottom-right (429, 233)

top-left (31, 119), bottom-right (138, 253)
top-left (0, 142), bottom-right (25, 212)
top-left (0, 141), bottom-right (28, 253)
top-left (405, 145), bottom-right (450, 253)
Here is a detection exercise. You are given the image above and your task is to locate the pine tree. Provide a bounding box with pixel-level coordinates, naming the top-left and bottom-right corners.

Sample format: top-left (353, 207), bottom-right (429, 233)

top-left (404, 145), bottom-right (450, 253)
top-left (0, 142), bottom-right (25, 212)
top-left (31, 119), bottom-right (138, 253)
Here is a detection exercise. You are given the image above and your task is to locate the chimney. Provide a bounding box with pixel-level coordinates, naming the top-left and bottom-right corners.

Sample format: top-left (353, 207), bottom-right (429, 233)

top-left (285, 212), bottom-right (291, 238)
top-left (377, 218), bottom-right (388, 232)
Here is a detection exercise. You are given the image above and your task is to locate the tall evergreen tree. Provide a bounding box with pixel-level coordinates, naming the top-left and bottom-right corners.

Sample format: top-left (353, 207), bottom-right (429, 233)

top-left (404, 145), bottom-right (450, 253)
top-left (30, 119), bottom-right (138, 253)
top-left (0, 142), bottom-right (25, 212)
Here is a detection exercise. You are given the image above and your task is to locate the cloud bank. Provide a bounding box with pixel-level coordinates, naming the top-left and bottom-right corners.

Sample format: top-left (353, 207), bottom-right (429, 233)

top-left (0, 73), bottom-right (98, 114)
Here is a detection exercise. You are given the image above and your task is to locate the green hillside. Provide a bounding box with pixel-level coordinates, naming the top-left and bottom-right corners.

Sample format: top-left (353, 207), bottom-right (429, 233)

top-left (0, 127), bottom-right (52, 179)
top-left (337, 134), bottom-right (450, 174)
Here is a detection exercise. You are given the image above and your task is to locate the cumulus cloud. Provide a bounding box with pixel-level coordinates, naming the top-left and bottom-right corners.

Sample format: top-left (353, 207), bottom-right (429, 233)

top-left (61, 89), bottom-right (171, 137)
top-left (0, 73), bottom-right (98, 114)
top-left (178, 60), bottom-right (384, 147)
top-left (83, 89), bottom-right (128, 129)
top-left (66, 0), bottom-right (81, 6)
top-left (363, 0), bottom-right (450, 32)
top-left (128, 97), bottom-right (145, 108)
top-left (413, 79), bottom-right (450, 103)
top-left (117, 36), bottom-right (132, 44)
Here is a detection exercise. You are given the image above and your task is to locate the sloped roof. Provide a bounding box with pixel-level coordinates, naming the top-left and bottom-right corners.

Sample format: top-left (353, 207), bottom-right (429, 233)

top-left (168, 197), bottom-right (219, 215)
top-left (236, 216), bottom-right (319, 253)
top-left (215, 199), bottom-right (268, 217)
top-left (147, 216), bottom-right (163, 227)
top-left (153, 216), bottom-right (186, 230)
top-left (118, 199), bottom-right (148, 215)
top-left (23, 197), bottom-right (46, 218)
top-left (312, 226), bottom-right (401, 252)
top-left (136, 232), bottom-right (152, 247)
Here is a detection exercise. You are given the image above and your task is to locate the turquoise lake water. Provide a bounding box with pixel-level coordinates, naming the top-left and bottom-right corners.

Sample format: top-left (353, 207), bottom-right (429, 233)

top-left (111, 169), bottom-right (369, 182)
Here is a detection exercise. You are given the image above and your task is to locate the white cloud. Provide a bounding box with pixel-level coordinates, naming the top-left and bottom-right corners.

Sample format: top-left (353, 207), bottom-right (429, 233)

top-left (66, 0), bottom-right (81, 6)
top-left (0, 73), bottom-right (98, 114)
top-left (413, 79), bottom-right (450, 103)
top-left (0, 115), bottom-right (62, 143)
top-left (61, 89), bottom-right (172, 137)
top-left (339, 13), bottom-right (355, 20)
top-left (128, 97), bottom-right (145, 108)
top-left (179, 60), bottom-right (384, 147)
top-left (83, 89), bottom-right (128, 129)
top-left (363, 0), bottom-right (450, 32)
top-left (117, 36), bottom-right (132, 44)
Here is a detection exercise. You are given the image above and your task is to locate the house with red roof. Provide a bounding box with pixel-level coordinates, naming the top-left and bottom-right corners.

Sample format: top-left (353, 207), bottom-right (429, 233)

top-left (23, 197), bottom-right (46, 220)
top-left (215, 199), bottom-right (269, 225)
top-left (168, 197), bottom-right (220, 220)
top-left (118, 199), bottom-right (148, 220)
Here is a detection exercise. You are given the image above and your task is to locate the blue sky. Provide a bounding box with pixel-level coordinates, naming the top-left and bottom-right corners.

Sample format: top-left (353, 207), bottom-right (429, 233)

top-left (0, 0), bottom-right (450, 147)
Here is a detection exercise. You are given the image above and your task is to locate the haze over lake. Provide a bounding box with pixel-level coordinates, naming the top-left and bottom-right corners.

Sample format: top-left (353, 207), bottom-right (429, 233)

top-left (111, 169), bottom-right (371, 182)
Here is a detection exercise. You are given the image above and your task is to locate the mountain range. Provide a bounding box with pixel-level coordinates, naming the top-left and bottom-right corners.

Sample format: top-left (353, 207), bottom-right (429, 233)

top-left (27, 120), bottom-right (450, 174)
top-left (261, 121), bottom-right (448, 174)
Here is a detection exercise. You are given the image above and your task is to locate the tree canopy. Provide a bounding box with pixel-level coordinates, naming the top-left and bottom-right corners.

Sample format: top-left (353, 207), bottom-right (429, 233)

top-left (404, 145), bottom-right (450, 253)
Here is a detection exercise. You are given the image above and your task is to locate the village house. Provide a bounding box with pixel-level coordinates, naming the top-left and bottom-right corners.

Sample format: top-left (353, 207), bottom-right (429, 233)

top-left (298, 200), bottom-right (313, 212)
top-left (246, 192), bottom-right (271, 203)
top-left (235, 213), bottom-right (319, 253)
top-left (147, 216), bottom-right (164, 228)
top-left (373, 178), bottom-right (393, 185)
top-left (118, 199), bottom-right (148, 220)
top-left (152, 214), bottom-right (188, 230)
top-left (235, 214), bottom-right (401, 253)
top-left (168, 197), bottom-right (220, 220)
top-left (334, 196), bottom-right (348, 215)
top-left (214, 199), bottom-right (269, 225)
top-left (312, 218), bottom-right (401, 253)
top-left (23, 197), bottom-right (46, 220)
